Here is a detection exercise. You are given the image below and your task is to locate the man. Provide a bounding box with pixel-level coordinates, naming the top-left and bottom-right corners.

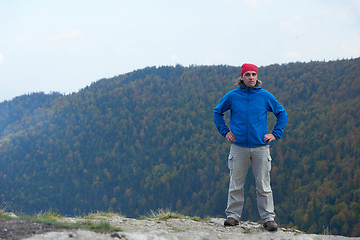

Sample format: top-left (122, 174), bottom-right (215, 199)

top-left (213, 63), bottom-right (287, 231)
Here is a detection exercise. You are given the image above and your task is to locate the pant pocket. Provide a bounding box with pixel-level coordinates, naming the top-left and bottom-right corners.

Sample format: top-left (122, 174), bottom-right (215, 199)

top-left (228, 154), bottom-right (233, 170)
top-left (267, 154), bottom-right (272, 172)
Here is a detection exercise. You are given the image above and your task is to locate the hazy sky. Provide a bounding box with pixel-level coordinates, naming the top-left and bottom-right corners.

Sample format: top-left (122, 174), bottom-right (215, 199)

top-left (1, 0), bottom-right (359, 102)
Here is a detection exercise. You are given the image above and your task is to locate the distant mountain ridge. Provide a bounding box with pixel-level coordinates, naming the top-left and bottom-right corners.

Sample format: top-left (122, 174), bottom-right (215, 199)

top-left (0, 58), bottom-right (359, 237)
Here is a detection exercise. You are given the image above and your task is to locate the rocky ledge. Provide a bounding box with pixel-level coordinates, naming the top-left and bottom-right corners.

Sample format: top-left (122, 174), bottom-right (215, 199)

top-left (12, 214), bottom-right (358, 240)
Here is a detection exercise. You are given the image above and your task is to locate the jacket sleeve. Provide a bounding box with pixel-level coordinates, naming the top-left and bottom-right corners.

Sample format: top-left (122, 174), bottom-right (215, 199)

top-left (213, 93), bottom-right (231, 137)
top-left (267, 95), bottom-right (288, 139)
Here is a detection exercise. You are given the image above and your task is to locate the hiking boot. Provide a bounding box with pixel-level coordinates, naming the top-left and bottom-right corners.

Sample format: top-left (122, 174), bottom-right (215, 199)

top-left (263, 221), bottom-right (278, 231)
top-left (224, 217), bottom-right (239, 226)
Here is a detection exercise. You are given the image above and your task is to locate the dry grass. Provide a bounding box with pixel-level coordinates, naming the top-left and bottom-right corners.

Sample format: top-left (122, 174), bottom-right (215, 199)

top-left (85, 211), bottom-right (123, 219)
top-left (146, 208), bottom-right (203, 222)
top-left (0, 199), bottom-right (13, 214)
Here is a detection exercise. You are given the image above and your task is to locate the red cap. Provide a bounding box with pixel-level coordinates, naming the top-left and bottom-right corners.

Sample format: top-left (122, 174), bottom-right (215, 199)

top-left (241, 63), bottom-right (258, 76)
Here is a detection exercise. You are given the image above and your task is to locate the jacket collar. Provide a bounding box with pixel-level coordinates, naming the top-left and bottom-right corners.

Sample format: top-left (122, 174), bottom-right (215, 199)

top-left (240, 85), bottom-right (262, 91)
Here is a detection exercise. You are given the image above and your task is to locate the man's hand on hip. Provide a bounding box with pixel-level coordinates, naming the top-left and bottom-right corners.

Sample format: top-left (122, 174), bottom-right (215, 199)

top-left (225, 131), bottom-right (235, 144)
top-left (264, 134), bottom-right (275, 144)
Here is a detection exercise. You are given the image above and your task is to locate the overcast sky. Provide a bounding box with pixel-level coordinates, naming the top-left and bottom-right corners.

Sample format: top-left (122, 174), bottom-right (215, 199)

top-left (0, 0), bottom-right (359, 102)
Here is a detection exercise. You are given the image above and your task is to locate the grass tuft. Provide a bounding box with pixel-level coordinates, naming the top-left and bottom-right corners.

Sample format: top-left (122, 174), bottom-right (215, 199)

top-left (85, 211), bottom-right (122, 219)
top-left (146, 208), bottom-right (203, 222)
top-left (0, 198), bottom-right (13, 214)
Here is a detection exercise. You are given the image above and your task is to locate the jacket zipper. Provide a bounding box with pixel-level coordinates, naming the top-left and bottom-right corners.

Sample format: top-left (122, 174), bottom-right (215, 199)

top-left (246, 87), bottom-right (250, 147)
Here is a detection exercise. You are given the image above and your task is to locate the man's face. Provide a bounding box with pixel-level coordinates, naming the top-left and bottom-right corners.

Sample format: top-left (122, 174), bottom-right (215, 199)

top-left (241, 71), bottom-right (258, 88)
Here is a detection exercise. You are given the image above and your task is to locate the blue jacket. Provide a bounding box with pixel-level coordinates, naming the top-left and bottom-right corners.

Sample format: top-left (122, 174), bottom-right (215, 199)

top-left (214, 86), bottom-right (288, 147)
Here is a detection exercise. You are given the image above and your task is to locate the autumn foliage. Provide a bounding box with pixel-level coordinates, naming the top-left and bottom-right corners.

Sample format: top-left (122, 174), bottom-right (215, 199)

top-left (0, 58), bottom-right (359, 236)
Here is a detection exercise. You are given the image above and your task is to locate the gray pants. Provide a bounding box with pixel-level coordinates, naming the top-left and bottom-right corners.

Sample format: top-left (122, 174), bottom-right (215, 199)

top-left (225, 144), bottom-right (275, 223)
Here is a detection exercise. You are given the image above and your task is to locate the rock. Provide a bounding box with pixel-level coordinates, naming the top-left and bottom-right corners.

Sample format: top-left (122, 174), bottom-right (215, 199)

top-left (23, 217), bottom-right (360, 240)
top-left (3, 212), bottom-right (18, 218)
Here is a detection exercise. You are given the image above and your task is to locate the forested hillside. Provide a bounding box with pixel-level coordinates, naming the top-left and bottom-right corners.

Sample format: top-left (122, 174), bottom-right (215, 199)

top-left (0, 58), bottom-right (359, 236)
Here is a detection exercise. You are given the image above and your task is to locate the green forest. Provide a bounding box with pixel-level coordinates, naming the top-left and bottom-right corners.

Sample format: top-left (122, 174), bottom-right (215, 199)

top-left (0, 58), bottom-right (359, 236)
